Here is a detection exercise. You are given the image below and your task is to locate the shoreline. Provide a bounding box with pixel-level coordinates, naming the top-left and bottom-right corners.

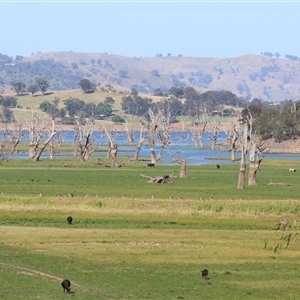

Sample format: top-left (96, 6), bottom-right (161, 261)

top-left (3, 121), bottom-right (300, 155)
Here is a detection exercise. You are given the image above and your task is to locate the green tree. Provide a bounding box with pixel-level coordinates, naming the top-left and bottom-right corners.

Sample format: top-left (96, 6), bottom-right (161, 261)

top-left (253, 108), bottom-right (280, 140)
top-left (63, 98), bottom-right (85, 117)
top-left (83, 103), bottom-right (96, 117)
top-left (1, 107), bottom-right (14, 122)
top-left (112, 115), bottom-right (125, 124)
top-left (0, 96), bottom-right (18, 108)
top-left (27, 84), bottom-right (39, 96)
top-left (169, 86), bottom-right (185, 98)
top-left (104, 96), bottom-right (115, 104)
top-left (131, 88), bottom-right (139, 98)
top-left (95, 103), bottom-right (113, 117)
top-left (39, 101), bottom-right (52, 112)
top-left (35, 77), bottom-right (50, 95)
top-left (11, 81), bottom-right (26, 96)
top-left (119, 70), bottom-right (129, 79)
top-left (78, 78), bottom-right (95, 93)
top-left (121, 95), bottom-right (152, 117)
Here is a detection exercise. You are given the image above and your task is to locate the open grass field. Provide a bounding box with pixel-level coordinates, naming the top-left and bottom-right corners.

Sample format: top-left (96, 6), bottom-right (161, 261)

top-left (1, 158), bottom-right (300, 299)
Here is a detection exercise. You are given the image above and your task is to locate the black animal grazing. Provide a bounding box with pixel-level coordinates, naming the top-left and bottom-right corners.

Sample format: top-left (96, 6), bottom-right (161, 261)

top-left (61, 279), bottom-right (71, 293)
top-left (67, 216), bottom-right (73, 225)
top-left (201, 269), bottom-right (209, 280)
top-left (216, 164), bottom-right (220, 169)
top-left (147, 163), bottom-right (155, 167)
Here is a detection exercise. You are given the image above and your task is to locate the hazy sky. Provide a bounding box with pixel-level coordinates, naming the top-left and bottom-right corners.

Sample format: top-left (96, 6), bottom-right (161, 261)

top-left (2, 1), bottom-right (299, 59)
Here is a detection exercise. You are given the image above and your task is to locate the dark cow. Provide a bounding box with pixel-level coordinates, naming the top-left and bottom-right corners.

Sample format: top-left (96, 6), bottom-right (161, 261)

top-left (201, 269), bottom-right (209, 280)
top-left (216, 164), bottom-right (220, 169)
top-left (147, 163), bottom-right (155, 167)
top-left (61, 279), bottom-right (71, 293)
top-left (67, 216), bottom-right (73, 225)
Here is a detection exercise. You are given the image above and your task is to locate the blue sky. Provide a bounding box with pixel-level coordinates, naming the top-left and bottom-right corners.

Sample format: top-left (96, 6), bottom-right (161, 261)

top-left (1, 1), bottom-right (300, 59)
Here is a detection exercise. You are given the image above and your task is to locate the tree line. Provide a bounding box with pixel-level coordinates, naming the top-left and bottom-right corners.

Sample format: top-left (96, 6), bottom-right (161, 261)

top-left (5, 76), bottom-right (300, 141)
top-left (243, 99), bottom-right (300, 141)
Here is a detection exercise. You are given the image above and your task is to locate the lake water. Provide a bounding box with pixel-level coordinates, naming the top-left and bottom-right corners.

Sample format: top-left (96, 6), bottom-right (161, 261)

top-left (2, 131), bottom-right (300, 165)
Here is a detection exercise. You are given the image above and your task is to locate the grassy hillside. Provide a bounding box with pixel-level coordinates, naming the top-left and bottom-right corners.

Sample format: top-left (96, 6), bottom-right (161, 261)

top-left (6, 87), bottom-right (237, 128)
top-left (8, 88), bottom-right (164, 126)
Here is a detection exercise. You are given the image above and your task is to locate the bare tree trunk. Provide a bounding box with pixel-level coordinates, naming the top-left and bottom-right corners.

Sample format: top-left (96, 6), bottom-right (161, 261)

top-left (73, 144), bottom-right (78, 158)
top-left (237, 122), bottom-right (249, 189)
top-left (148, 130), bottom-right (156, 164)
top-left (179, 160), bottom-right (187, 178)
top-left (156, 146), bottom-right (164, 161)
top-left (124, 120), bottom-right (134, 145)
top-left (49, 146), bottom-right (55, 159)
top-left (29, 144), bottom-right (38, 159)
top-left (80, 154), bottom-right (86, 165)
top-left (109, 143), bottom-right (118, 167)
top-left (237, 161), bottom-right (247, 189)
top-left (211, 136), bottom-right (217, 150)
top-left (247, 138), bottom-right (263, 186)
top-left (207, 118), bottom-right (221, 150)
top-left (231, 140), bottom-right (237, 162)
top-left (133, 139), bottom-right (145, 164)
top-left (10, 139), bottom-right (20, 154)
top-left (248, 162), bottom-right (258, 186)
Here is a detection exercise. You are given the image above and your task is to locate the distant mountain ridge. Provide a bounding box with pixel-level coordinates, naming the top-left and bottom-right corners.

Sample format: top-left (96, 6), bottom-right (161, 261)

top-left (1, 51), bottom-right (300, 101)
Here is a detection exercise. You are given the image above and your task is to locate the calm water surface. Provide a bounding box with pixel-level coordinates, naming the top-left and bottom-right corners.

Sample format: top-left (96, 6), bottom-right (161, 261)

top-left (3, 131), bottom-right (300, 165)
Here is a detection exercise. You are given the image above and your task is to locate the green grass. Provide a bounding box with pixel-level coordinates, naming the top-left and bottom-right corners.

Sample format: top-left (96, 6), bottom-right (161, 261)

top-left (1, 157), bottom-right (300, 200)
top-left (1, 158), bottom-right (300, 299)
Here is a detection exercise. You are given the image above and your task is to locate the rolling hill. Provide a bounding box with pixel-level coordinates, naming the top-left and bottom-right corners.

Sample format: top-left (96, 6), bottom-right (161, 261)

top-left (1, 51), bottom-right (300, 102)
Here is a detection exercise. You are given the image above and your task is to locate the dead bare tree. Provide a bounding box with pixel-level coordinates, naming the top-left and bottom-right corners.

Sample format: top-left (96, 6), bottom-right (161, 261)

top-left (155, 105), bottom-right (174, 161)
top-left (73, 119), bottom-right (96, 165)
top-left (247, 114), bottom-right (265, 186)
top-left (207, 117), bottom-right (221, 150)
top-left (147, 108), bottom-right (162, 164)
top-left (49, 130), bottom-right (65, 159)
top-left (190, 120), bottom-right (207, 148)
top-left (102, 125), bottom-right (119, 167)
top-left (2, 120), bottom-right (23, 154)
top-left (25, 110), bottom-right (58, 161)
top-left (132, 124), bottom-right (147, 164)
top-left (33, 118), bottom-right (58, 161)
top-left (124, 116), bottom-right (134, 145)
top-left (179, 160), bottom-right (187, 178)
top-left (140, 106), bottom-right (175, 164)
top-left (26, 110), bottom-right (44, 159)
top-left (226, 121), bottom-right (239, 162)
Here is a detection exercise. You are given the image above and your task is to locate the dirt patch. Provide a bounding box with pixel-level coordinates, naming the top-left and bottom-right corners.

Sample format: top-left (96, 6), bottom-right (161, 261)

top-left (260, 138), bottom-right (300, 154)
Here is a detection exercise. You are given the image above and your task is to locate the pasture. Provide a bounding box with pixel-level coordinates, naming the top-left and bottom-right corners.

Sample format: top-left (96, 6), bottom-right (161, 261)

top-left (1, 158), bottom-right (300, 299)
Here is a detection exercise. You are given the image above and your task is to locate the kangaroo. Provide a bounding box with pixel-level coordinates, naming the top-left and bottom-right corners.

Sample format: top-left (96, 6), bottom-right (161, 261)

top-left (201, 269), bottom-right (209, 280)
top-left (61, 279), bottom-right (71, 293)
